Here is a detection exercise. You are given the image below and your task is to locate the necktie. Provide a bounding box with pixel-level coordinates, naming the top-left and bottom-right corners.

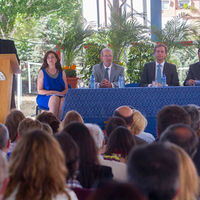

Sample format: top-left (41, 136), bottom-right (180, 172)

top-left (104, 67), bottom-right (109, 81)
top-left (157, 64), bottom-right (162, 84)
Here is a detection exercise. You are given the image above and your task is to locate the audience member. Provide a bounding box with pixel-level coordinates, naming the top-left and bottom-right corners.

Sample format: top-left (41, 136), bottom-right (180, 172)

top-left (160, 124), bottom-right (198, 158)
top-left (86, 123), bottom-right (127, 181)
top-left (61, 110), bottom-right (84, 130)
top-left (131, 109), bottom-right (155, 143)
top-left (3, 129), bottom-right (77, 200)
top-left (0, 124), bottom-right (9, 159)
top-left (55, 132), bottom-right (92, 200)
top-left (105, 116), bottom-right (126, 138)
top-left (182, 104), bottom-right (200, 133)
top-left (93, 48), bottom-right (124, 88)
top-left (63, 122), bottom-right (113, 188)
top-left (157, 104), bottom-right (191, 137)
top-left (41, 122), bottom-right (53, 135)
top-left (18, 118), bottom-right (42, 137)
top-left (170, 143), bottom-right (199, 200)
top-left (113, 106), bottom-right (147, 145)
top-left (5, 109), bottom-right (25, 154)
top-left (127, 143), bottom-right (179, 200)
top-left (36, 111), bottom-right (60, 134)
top-left (184, 48), bottom-right (200, 86)
top-left (140, 43), bottom-right (179, 87)
top-left (0, 153), bottom-right (8, 199)
top-left (88, 180), bottom-right (145, 200)
top-left (36, 50), bottom-right (68, 119)
top-left (104, 126), bottom-right (135, 163)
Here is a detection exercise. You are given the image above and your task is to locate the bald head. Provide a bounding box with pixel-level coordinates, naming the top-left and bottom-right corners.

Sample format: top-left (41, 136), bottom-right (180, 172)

top-left (113, 106), bottom-right (134, 127)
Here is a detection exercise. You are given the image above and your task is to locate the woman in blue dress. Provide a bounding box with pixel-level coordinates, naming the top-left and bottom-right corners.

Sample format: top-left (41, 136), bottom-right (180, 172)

top-left (37, 50), bottom-right (68, 119)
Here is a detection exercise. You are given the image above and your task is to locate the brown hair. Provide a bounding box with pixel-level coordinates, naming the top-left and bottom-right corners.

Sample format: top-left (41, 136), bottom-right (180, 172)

top-left (3, 130), bottom-right (70, 200)
top-left (154, 43), bottom-right (168, 54)
top-left (18, 118), bottom-right (42, 137)
top-left (41, 50), bottom-right (62, 71)
top-left (36, 111), bottom-right (60, 134)
top-left (61, 110), bottom-right (84, 130)
top-left (5, 109), bottom-right (25, 142)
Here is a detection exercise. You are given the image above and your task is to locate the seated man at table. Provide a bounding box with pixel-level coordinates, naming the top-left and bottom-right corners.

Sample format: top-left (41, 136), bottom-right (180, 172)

top-left (184, 48), bottom-right (200, 86)
top-left (93, 48), bottom-right (124, 88)
top-left (140, 43), bottom-right (179, 87)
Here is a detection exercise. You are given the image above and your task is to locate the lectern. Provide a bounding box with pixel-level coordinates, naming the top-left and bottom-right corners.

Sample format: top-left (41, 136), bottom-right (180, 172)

top-left (0, 54), bottom-right (20, 123)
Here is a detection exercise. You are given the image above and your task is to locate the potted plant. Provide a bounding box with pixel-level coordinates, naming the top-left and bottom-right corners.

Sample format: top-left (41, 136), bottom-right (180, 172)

top-left (62, 64), bottom-right (79, 88)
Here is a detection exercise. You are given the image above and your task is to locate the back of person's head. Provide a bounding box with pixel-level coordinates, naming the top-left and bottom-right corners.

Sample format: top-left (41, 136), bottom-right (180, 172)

top-left (157, 105), bottom-right (191, 137)
top-left (4, 129), bottom-right (68, 200)
top-left (131, 110), bottom-right (147, 135)
top-left (0, 153), bottom-right (8, 198)
top-left (113, 106), bottom-right (134, 127)
top-left (105, 126), bottom-right (136, 159)
top-left (127, 143), bottom-right (179, 200)
top-left (160, 124), bottom-right (198, 158)
top-left (105, 116), bottom-right (127, 138)
top-left (0, 123), bottom-right (9, 150)
top-left (169, 143), bottom-right (199, 200)
top-left (61, 110), bottom-right (84, 130)
top-left (36, 111), bottom-right (60, 134)
top-left (5, 109), bottom-right (25, 142)
top-left (18, 118), bottom-right (42, 137)
top-left (182, 104), bottom-right (200, 133)
top-left (88, 180), bottom-right (145, 200)
top-left (41, 122), bottom-right (53, 135)
top-left (55, 131), bottom-right (79, 180)
top-left (85, 123), bottom-right (104, 151)
top-left (63, 122), bottom-right (98, 165)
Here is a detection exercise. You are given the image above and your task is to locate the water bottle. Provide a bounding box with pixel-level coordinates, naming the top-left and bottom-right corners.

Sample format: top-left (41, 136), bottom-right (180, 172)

top-left (161, 73), bottom-right (166, 87)
top-left (118, 75), bottom-right (124, 88)
top-left (90, 74), bottom-right (95, 89)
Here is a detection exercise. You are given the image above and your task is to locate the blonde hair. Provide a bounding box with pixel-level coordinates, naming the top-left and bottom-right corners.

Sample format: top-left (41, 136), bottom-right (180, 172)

top-left (61, 110), bottom-right (84, 130)
top-left (3, 130), bottom-right (70, 200)
top-left (170, 143), bottom-right (199, 200)
top-left (131, 110), bottom-right (147, 135)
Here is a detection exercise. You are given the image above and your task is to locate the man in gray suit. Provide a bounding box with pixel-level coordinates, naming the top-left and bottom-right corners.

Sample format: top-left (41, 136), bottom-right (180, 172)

top-left (93, 48), bottom-right (124, 88)
top-left (140, 43), bottom-right (179, 87)
top-left (184, 48), bottom-right (200, 86)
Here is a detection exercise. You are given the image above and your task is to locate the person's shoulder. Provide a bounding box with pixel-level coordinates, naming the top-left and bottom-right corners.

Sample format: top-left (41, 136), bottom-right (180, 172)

top-left (190, 62), bottom-right (200, 68)
top-left (144, 61), bottom-right (155, 67)
top-left (53, 188), bottom-right (78, 200)
top-left (93, 63), bottom-right (102, 69)
top-left (112, 63), bottom-right (124, 70)
top-left (165, 62), bottom-right (176, 67)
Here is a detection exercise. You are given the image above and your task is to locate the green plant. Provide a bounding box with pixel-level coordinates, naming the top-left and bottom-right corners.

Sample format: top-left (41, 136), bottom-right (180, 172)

top-left (61, 14), bottom-right (93, 66)
top-left (80, 43), bottom-right (105, 84)
top-left (62, 64), bottom-right (77, 77)
top-left (126, 42), bottom-right (154, 83)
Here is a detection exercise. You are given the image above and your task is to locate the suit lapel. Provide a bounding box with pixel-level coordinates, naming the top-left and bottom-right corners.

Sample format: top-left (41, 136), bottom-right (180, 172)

top-left (100, 63), bottom-right (105, 80)
top-left (110, 63), bottom-right (115, 82)
top-left (152, 62), bottom-right (156, 81)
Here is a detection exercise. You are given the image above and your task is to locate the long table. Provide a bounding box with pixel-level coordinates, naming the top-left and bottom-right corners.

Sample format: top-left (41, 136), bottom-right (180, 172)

top-left (61, 86), bottom-right (200, 138)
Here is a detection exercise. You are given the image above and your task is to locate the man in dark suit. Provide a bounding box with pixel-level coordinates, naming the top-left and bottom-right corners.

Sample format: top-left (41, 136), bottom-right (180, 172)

top-left (184, 48), bottom-right (200, 86)
top-left (93, 48), bottom-right (124, 88)
top-left (140, 43), bottom-right (179, 87)
top-left (0, 39), bottom-right (20, 108)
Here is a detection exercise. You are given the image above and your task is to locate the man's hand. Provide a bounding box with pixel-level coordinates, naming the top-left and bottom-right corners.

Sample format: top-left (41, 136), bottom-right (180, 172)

top-left (99, 79), bottom-right (112, 88)
top-left (187, 79), bottom-right (195, 86)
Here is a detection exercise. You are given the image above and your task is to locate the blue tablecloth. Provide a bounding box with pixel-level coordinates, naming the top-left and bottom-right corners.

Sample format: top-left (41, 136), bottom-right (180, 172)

top-left (61, 87), bottom-right (200, 138)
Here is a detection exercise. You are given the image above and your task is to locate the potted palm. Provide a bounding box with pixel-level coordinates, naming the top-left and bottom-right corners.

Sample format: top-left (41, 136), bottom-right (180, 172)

top-left (61, 15), bottom-right (93, 88)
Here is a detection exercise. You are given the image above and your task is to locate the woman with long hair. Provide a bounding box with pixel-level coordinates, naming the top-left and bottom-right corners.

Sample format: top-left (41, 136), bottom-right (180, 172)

top-left (36, 50), bottom-right (68, 119)
top-left (63, 122), bottom-right (113, 188)
top-left (3, 129), bottom-right (77, 200)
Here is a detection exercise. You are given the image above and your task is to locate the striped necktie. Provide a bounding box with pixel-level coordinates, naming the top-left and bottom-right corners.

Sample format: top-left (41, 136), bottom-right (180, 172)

top-left (104, 67), bottom-right (109, 81)
top-left (157, 64), bottom-right (162, 84)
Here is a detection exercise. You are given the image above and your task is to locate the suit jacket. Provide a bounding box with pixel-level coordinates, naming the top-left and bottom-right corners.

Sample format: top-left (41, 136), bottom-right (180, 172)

top-left (184, 62), bottom-right (200, 86)
top-left (140, 61), bottom-right (179, 87)
top-left (0, 39), bottom-right (20, 63)
top-left (93, 63), bottom-right (124, 88)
